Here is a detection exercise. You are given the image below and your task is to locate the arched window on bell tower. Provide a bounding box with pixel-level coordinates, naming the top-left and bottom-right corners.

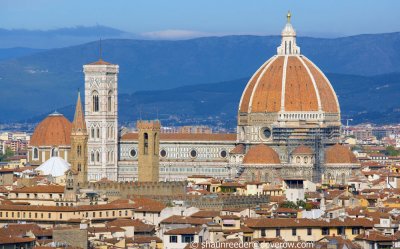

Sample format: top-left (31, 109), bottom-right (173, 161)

top-left (108, 90), bottom-right (113, 112)
top-left (144, 133), bottom-right (149, 155)
top-left (78, 163), bottom-right (82, 172)
top-left (77, 145), bottom-right (82, 158)
top-left (92, 91), bottom-right (99, 112)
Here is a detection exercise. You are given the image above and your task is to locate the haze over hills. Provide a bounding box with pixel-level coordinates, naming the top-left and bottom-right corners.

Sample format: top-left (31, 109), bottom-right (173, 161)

top-left (1, 31), bottom-right (400, 125)
top-left (0, 25), bottom-right (135, 49)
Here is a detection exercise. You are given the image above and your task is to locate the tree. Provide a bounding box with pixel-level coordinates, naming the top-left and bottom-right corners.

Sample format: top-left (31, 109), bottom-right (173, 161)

top-left (385, 146), bottom-right (400, 156)
top-left (0, 147), bottom-right (14, 162)
top-left (280, 201), bottom-right (298, 209)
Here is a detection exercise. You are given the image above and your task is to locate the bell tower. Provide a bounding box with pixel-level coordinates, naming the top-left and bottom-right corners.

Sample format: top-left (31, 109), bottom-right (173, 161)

top-left (84, 59), bottom-right (119, 181)
top-left (70, 91), bottom-right (88, 185)
top-left (137, 120), bottom-right (160, 182)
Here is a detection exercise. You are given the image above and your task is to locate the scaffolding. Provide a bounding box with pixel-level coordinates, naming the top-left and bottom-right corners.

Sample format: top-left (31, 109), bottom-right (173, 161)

top-left (273, 125), bottom-right (341, 183)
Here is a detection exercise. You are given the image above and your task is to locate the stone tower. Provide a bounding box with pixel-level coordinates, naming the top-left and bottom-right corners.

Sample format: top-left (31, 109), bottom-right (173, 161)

top-left (137, 120), bottom-right (160, 182)
top-left (70, 91), bottom-right (88, 185)
top-left (84, 59), bottom-right (119, 181)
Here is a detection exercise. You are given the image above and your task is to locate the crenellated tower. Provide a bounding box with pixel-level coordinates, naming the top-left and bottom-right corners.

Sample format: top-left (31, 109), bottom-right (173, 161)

top-left (137, 120), bottom-right (161, 182)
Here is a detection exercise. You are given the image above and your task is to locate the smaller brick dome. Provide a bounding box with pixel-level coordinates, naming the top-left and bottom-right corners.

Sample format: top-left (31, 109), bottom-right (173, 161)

top-left (243, 144), bottom-right (280, 165)
top-left (325, 144), bottom-right (358, 164)
top-left (292, 145), bottom-right (313, 155)
top-left (30, 112), bottom-right (72, 147)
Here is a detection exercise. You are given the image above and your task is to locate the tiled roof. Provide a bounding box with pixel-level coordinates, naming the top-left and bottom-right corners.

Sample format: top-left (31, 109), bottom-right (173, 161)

top-left (161, 215), bottom-right (208, 225)
top-left (191, 210), bottom-right (220, 218)
top-left (246, 218), bottom-right (374, 228)
top-left (165, 227), bottom-right (202, 235)
top-left (88, 59), bottom-right (113, 65)
top-left (243, 144), bottom-right (280, 164)
top-left (325, 144), bottom-right (359, 164)
top-left (0, 203), bottom-right (136, 212)
top-left (130, 236), bottom-right (162, 244)
top-left (30, 113), bottom-right (72, 146)
top-left (107, 218), bottom-right (155, 232)
top-left (292, 145), bottom-right (313, 155)
top-left (11, 185), bottom-right (65, 193)
top-left (239, 56), bottom-right (339, 114)
top-left (230, 144), bottom-right (245, 154)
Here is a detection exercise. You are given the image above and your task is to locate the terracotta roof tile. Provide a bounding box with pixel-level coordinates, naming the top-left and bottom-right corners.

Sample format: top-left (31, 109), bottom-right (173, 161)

top-left (11, 185), bottom-right (65, 193)
top-left (30, 113), bottom-right (72, 146)
top-left (239, 55), bottom-right (339, 114)
top-left (243, 144), bottom-right (280, 164)
top-left (292, 145), bottom-right (313, 155)
top-left (325, 144), bottom-right (359, 164)
top-left (230, 144), bottom-right (245, 154)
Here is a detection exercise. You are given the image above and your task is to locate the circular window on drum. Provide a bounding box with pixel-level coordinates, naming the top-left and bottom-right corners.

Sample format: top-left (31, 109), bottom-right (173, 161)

top-left (261, 127), bottom-right (272, 140)
top-left (129, 149), bottom-right (137, 158)
top-left (160, 149), bottom-right (167, 158)
top-left (220, 150), bottom-right (227, 158)
top-left (190, 149), bottom-right (197, 158)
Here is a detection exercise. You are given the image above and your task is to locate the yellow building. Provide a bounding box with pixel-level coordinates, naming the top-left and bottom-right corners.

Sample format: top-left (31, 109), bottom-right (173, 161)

top-left (246, 218), bottom-right (374, 242)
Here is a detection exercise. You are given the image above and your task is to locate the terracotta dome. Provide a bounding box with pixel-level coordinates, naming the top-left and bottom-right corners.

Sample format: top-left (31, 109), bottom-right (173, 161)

top-left (30, 112), bottom-right (72, 147)
top-left (292, 145), bottom-right (313, 155)
top-left (243, 144), bottom-right (280, 164)
top-left (239, 55), bottom-right (340, 114)
top-left (325, 144), bottom-right (359, 164)
top-left (238, 17), bottom-right (339, 115)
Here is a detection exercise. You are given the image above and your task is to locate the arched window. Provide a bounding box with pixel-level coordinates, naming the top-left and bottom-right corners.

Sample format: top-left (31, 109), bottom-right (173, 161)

top-left (91, 128), bottom-right (95, 138)
top-left (33, 147), bottom-right (39, 160)
top-left (144, 133), bottom-right (149, 155)
top-left (96, 152), bottom-right (100, 162)
top-left (77, 145), bottom-right (82, 157)
top-left (78, 163), bottom-right (81, 172)
top-left (296, 156), bottom-right (300, 164)
top-left (107, 90), bottom-right (112, 112)
top-left (285, 41), bottom-right (287, 54)
top-left (91, 152), bottom-right (94, 162)
top-left (92, 91), bottom-right (99, 112)
top-left (289, 41), bottom-right (292, 54)
top-left (96, 127), bottom-right (100, 138)
top-left (51, 148), bottom-right (58, 157)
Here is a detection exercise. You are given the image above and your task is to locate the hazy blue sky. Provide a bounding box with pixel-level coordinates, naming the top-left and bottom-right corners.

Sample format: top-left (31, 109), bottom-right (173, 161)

top-left (1, 0), bottom-right (399, 38)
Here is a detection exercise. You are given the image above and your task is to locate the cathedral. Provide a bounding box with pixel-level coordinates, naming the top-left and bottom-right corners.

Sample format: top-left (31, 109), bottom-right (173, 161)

top-left (27, 14), bottom-right (360, 184)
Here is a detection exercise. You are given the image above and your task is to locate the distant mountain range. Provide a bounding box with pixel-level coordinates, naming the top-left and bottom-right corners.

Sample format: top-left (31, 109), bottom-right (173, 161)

top-left (1, 31), bottom-right (400, 125)
top-left (0, 25), bottom-right (135, 49)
